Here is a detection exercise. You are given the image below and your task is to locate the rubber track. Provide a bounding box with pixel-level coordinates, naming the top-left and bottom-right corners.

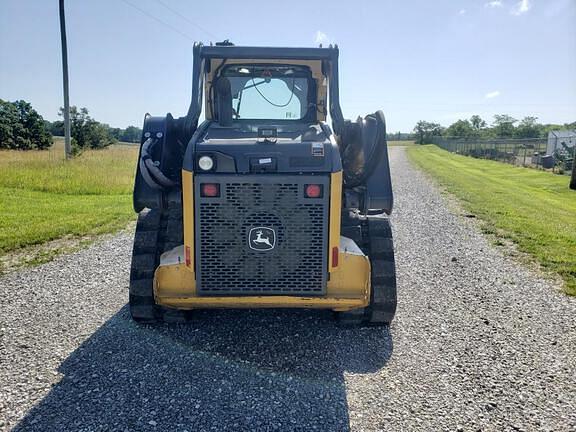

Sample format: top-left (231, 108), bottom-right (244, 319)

top-left (129, 204), bottom-right (184, 323)
top-left (337, 216), bottom-right (397, 326)
top-left (129, 209), bottom-right (161, 323)
top-left (365, 217), bottom-right (397, 324)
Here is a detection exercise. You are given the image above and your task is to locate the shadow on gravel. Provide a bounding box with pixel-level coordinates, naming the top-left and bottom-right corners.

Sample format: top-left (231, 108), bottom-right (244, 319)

top-left (14, 306), bottom-right (392, 431)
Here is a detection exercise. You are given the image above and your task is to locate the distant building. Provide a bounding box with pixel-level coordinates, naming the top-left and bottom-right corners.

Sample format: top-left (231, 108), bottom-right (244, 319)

top-left (547, 130), bottom-right (576, 156)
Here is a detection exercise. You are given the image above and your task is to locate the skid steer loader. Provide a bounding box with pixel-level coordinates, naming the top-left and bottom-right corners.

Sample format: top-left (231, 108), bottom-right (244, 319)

top-left (130, 42), bottom-right (396, 325)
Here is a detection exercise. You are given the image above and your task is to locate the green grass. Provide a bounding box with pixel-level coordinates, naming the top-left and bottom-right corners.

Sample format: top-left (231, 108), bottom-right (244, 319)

top-left (0, 139), bottom-right (138, 255)
top-left (407, 145), bottom-right (576, 295)
top-left (0, 138), bottom-right (136, 194)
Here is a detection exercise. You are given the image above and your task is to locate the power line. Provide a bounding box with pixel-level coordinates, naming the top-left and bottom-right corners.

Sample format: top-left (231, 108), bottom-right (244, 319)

top-left (119, 0), bottom-right (195, 41)
top-left (151, 0), bottom-right (219, 40)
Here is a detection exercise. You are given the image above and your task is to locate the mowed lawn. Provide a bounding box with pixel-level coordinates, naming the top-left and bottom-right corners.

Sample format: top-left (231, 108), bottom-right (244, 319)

top-left (407, 145), bottom-right (576, 295)
top-left (0, 139), bottom-right (138, 254)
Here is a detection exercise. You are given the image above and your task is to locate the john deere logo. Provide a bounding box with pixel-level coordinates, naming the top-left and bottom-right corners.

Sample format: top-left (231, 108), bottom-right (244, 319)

top-left (249, 227), bottom-right (276, 251)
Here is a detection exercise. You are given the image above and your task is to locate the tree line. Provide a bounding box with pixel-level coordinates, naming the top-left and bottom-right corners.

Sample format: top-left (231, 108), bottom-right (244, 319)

top-left (412, 115), bottom-right (576, 145)
top-left (0, 99), bottom-right (53, 150)
top-left (0, 99), bottom-right (142, 152)
top-left (46, 113), bottom-right (141, 144)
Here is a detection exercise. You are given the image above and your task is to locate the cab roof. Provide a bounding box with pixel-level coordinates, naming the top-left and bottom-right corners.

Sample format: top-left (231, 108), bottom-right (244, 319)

top-left (197, 44), bottom-right (340, 62)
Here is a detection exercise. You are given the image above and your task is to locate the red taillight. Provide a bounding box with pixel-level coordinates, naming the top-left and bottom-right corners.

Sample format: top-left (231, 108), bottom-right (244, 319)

top-left (332, 246), bottom-right (339, 267)
top-left (185, 246), bottom-right (191, 266)
top-left (201, 183), bottom-right (220, 197)
top-left (305, 184), bottom-right (322, 198)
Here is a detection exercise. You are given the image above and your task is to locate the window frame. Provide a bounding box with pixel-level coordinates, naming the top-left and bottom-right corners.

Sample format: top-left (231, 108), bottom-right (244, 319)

top-left (220, 63), bottom-right (317, 124)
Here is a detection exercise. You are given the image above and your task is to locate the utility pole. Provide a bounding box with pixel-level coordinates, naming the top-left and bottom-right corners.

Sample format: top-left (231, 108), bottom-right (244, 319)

top-left (59, 0), bottom-right (72, 159)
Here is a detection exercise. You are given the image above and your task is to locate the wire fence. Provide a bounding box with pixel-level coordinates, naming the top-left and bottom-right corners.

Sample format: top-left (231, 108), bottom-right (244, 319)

top-left (430, 136), bottom-right (557, 168)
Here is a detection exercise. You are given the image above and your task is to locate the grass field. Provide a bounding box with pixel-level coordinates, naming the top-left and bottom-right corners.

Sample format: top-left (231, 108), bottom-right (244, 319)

top-left (0, 139), bottom-right (138, 259)
top-left (407, 145), bottom-right (576, 295)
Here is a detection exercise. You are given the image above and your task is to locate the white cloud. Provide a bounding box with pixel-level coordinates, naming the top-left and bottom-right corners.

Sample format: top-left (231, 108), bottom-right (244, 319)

top-left (458, 9), bottom-right (466, 15)
top-left (314, 31), bottom-right (329, 46)
top-left (485, 90), bottom-right (501, 99)
top-left (511, 0), bottom-right (531, 15)
top-left (485, 1), bottom-right (503, 7)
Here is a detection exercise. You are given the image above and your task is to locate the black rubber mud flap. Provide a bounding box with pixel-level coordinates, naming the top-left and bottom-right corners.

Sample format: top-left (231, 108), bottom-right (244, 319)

top-left (336, 216), bottom-right (397, 326)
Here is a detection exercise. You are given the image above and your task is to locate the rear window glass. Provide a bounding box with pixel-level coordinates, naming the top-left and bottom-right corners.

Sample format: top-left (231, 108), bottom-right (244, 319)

top-left (223, 65), bottom-right (311, 121)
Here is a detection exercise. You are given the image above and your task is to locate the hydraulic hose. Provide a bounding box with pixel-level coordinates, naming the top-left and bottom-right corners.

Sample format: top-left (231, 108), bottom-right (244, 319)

top-left (139, 138), bottom-right (176, 190)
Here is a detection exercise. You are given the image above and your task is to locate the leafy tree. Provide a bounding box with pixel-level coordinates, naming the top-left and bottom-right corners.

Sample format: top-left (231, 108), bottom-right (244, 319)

top-left (0, 99), bottom-right (20, 149)
top-left (492, 114), bottom-right (517, 138)
top-left (108, 127), bottom-right (122, 141)
top-left (13, 100), bottom-right (53, 150)
top-left (445, 119), bottom-right (477, 138)
top-left (121, 126), bottom-right (141, 143)
top-left (107, 125), bottom-right (142, 143)
top-left (413, 120), bottom-right (443, 144)
top-left (0, 99), bottom-right (52, 150)
top-left (59, 106), bottom-right (114, 151)
top-left (45, 120), bottom-right (64, 136)
top-left (515, 116), bottom-right (542, 138)
top-left (470, 115), bottom-right (487, 131)
top-left (88, 122), bottom-right (114, 149)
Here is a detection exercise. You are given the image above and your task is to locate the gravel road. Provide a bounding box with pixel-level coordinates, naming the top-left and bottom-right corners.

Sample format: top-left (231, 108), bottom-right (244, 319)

top-left (1, 146), bottom-right (575, 431)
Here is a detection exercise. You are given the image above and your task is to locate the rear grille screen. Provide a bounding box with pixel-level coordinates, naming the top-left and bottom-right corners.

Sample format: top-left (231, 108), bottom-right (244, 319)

top-left (195, 175), bottom-right (329, 295)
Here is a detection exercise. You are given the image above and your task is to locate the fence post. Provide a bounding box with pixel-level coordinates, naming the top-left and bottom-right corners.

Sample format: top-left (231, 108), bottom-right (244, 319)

top-left (523, 145), bottom-right (527, 167)
top-left (571, 146), bottom-right (576, 190)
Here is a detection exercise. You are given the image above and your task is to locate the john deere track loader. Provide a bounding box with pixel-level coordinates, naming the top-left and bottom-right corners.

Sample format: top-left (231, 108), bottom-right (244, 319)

top-left (130, 42), bottom-right (396, 325)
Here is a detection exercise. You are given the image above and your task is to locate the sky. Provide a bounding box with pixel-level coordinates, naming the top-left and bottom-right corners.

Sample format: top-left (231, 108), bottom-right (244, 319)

top-left (1, 0), bottom-right (575, 132)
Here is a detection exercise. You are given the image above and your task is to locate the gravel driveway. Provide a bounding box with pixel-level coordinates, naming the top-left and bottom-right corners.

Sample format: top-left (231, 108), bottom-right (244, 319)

top-left (1, 146), bottom-right (575, 431)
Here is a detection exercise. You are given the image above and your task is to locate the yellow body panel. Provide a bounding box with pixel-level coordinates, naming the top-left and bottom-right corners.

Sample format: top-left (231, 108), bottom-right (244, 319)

top-left (329, 171), bottom-right (342, 272)
top-left (154, 240), bottom-right (370, 311)
top-left (157, 294), bottom-right (366, 311)
top-left (182, 169), bottom-right (195, 275)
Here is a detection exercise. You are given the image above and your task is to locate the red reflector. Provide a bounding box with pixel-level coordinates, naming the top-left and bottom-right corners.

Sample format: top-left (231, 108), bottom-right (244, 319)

top-left (332, 246), bottom-right (339, 267)
top-left (185, 246), bottom-right (191, 266)
top-left (201, 183), bottom-right (220, 197)
top-left (305, 184), bottom-right (322, 198)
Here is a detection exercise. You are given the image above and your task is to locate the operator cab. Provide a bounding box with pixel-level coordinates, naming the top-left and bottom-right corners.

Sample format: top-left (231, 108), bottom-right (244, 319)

top-left (187, 48), bottom-right (340, 175)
